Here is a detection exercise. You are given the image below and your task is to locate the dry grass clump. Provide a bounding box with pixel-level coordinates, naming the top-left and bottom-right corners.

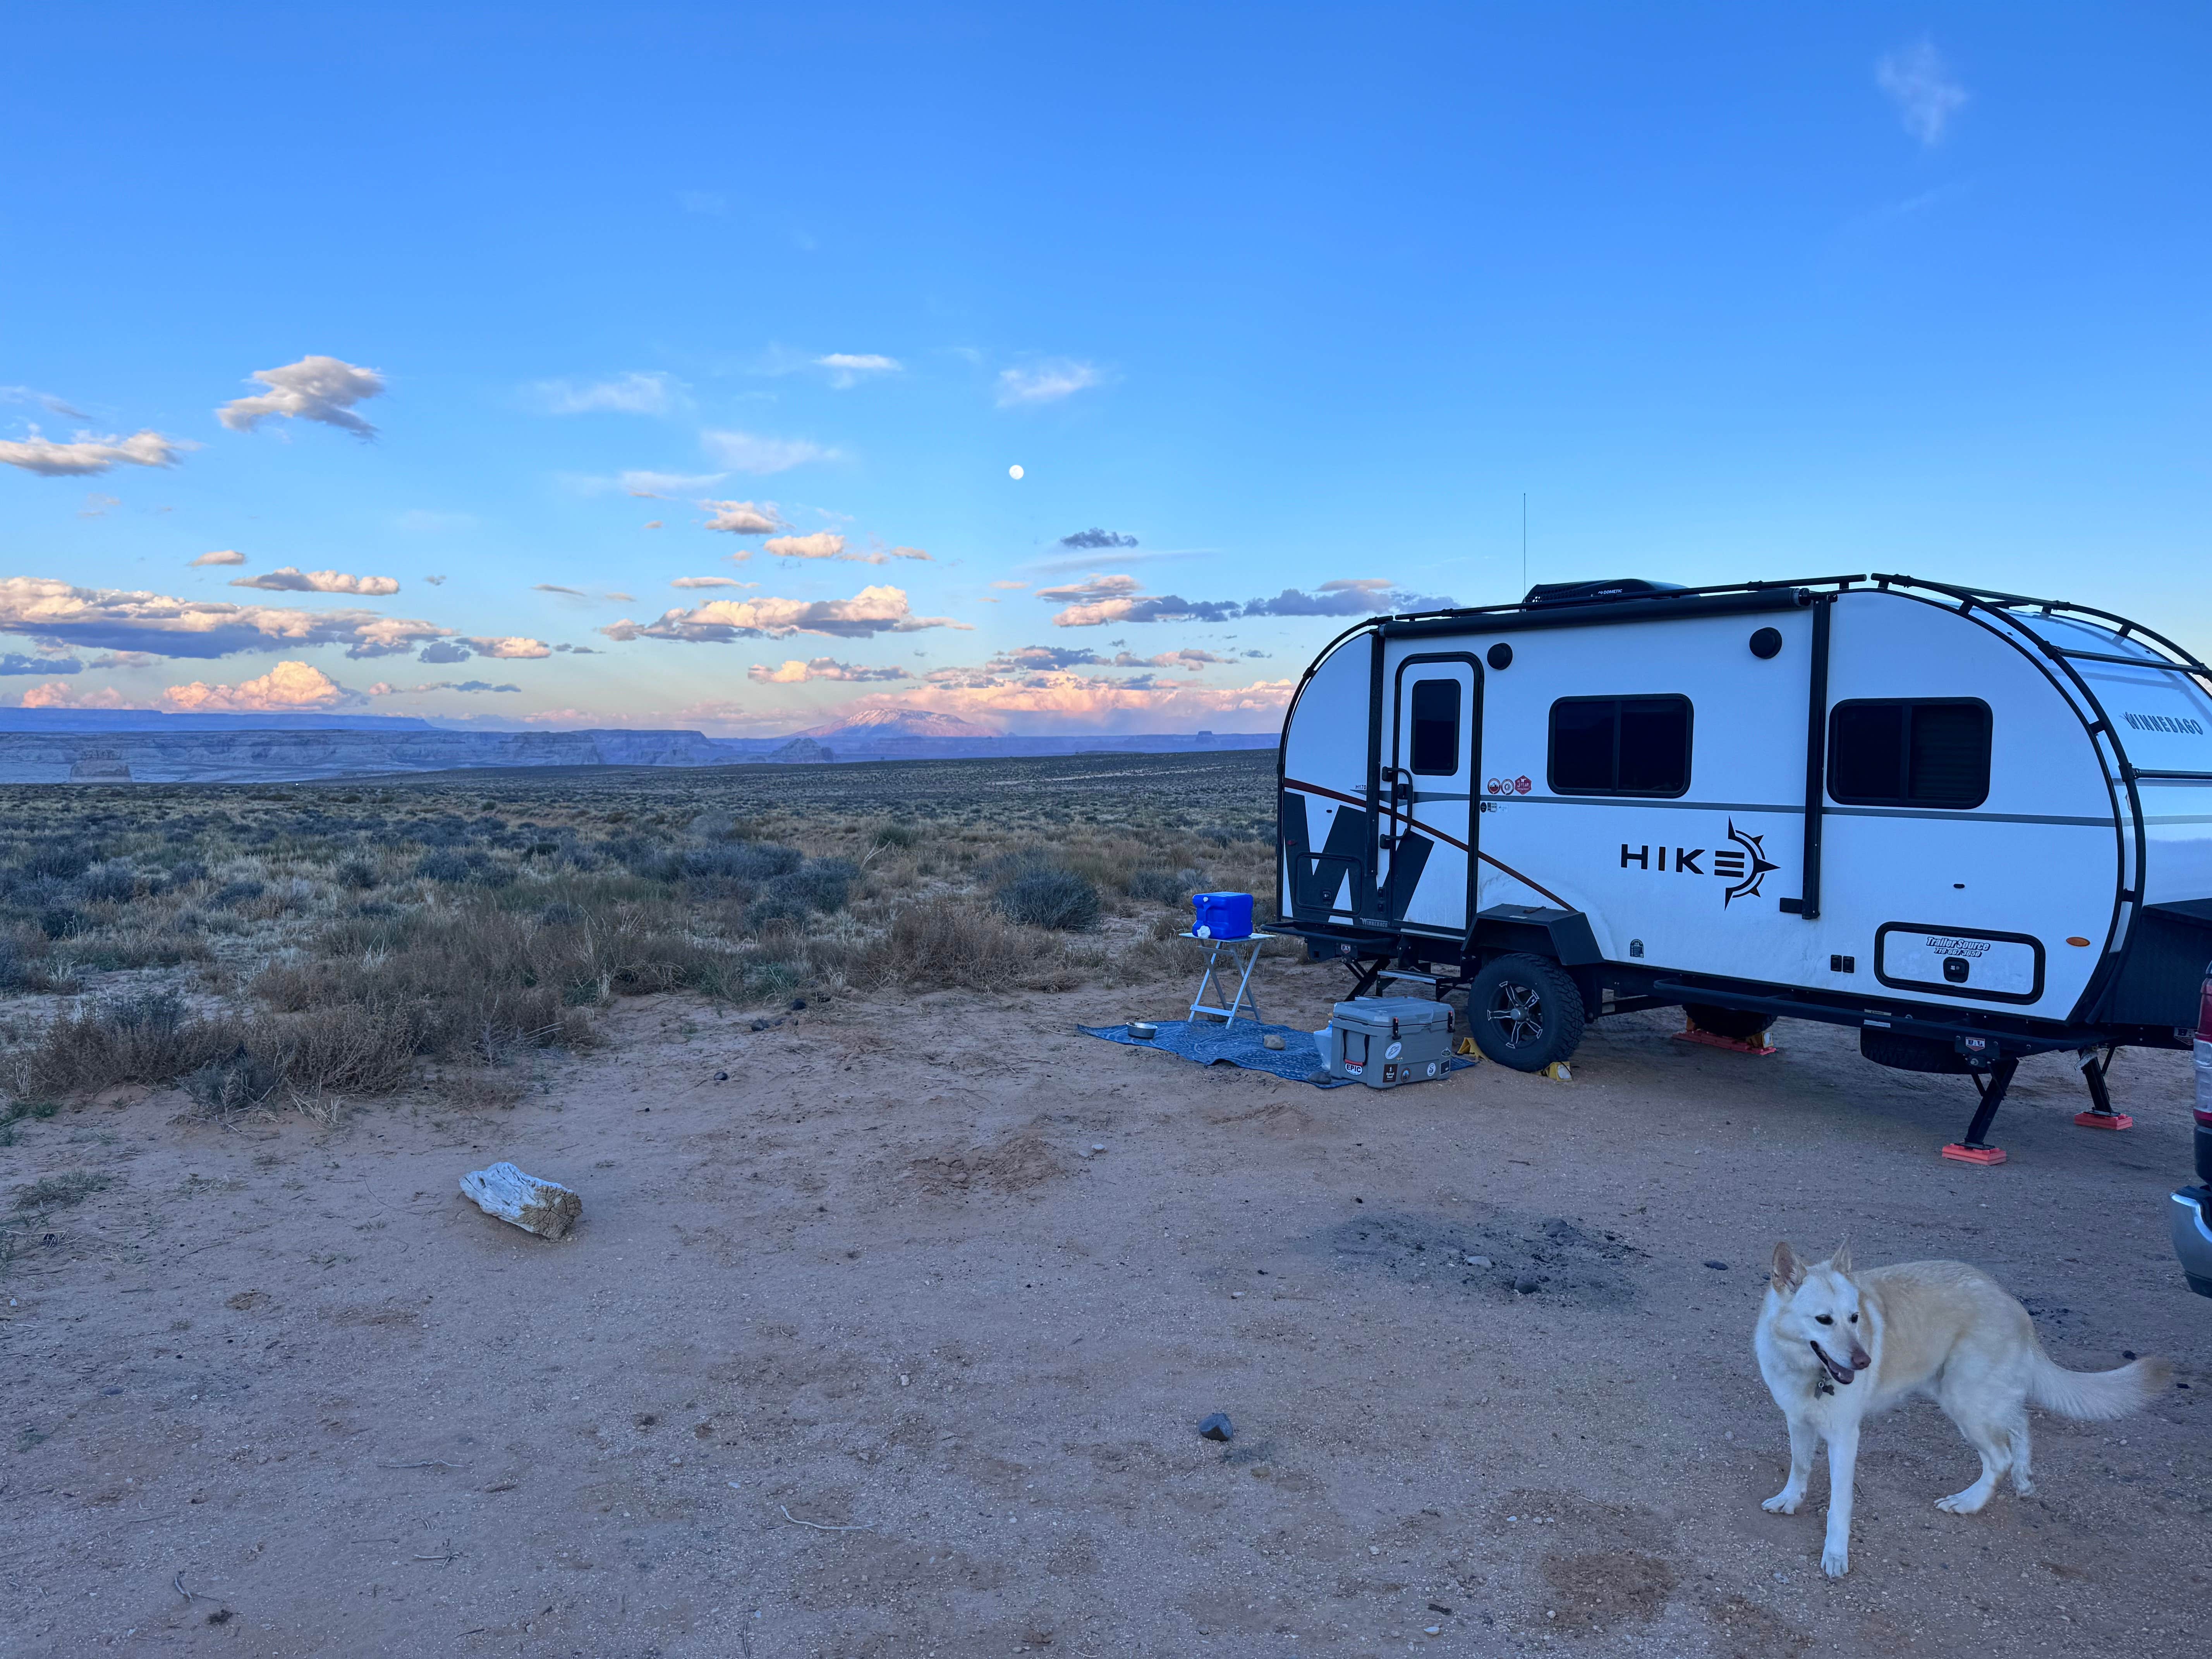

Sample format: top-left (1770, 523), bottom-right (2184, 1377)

top-left (885, 897), bottom-right (1088, 992)
top-left (0, 750), bottom-right (1283, 1113)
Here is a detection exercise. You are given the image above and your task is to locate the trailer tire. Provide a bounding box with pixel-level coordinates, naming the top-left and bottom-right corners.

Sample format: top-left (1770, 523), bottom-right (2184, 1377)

top-left (1859, 1027), bottom-right (1970, 1075)
top-left (1683, 1003), bottom-right (1770, 1043)
top-left (1467, 952), bottom-right (1586, 1072)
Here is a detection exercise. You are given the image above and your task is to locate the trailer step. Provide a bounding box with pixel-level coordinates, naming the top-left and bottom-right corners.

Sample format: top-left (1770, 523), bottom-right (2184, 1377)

top-left (1940, 1143), bottom-right (2008, 1166)
top-left (2073, 1109), bottom-right (2135, 1131)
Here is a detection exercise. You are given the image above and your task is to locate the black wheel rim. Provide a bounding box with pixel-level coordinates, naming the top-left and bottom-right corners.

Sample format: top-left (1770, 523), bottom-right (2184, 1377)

top-left (1486, 980), bottom-right (1544, 1049)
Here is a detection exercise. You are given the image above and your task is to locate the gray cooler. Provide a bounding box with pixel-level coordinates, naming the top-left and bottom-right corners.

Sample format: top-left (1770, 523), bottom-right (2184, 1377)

top-left (1324, 996), bottom-right (1456, 1089)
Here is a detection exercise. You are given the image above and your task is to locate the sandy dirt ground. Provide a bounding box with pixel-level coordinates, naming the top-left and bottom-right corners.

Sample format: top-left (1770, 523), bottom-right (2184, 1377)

top-left (3, 952), bottom-right (2207, 1658)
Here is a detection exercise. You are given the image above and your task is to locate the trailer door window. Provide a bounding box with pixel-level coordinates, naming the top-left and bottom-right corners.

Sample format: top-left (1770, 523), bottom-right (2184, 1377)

top-left (1547, 696), bottom-right (1692, 797)
top-left (1827, 699), bottom-right (1991, 808)
top-left (1408, 678), bottom-right (1462, 775)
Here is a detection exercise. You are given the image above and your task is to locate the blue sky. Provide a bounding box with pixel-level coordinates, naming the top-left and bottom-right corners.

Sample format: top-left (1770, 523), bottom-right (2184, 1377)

top-left (3, 5), bottom-right (2207, 733)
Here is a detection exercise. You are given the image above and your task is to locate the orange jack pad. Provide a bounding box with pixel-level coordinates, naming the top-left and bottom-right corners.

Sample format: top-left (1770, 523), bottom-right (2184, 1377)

top-left (2073, 1110), bottom-right (2134, 1131)
top-left (1941, 1143), bottom-right (2008, 1166)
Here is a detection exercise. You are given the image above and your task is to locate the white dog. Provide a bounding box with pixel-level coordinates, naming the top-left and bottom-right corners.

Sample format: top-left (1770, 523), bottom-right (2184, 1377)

top-left (1754, 1242), bottom-right (2168, 1577)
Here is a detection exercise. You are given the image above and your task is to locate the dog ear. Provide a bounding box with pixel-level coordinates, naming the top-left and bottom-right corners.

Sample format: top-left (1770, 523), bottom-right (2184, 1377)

top-left (1770, 1241), bottom-right (1803, 1289)
top-left (1829, 1242), bottom-right (1852, 1276)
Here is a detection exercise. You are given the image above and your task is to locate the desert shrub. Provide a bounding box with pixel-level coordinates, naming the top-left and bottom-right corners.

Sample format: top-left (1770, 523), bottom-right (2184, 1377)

top-left (747, 858), bottom-right (859, 927)
top-left (79, 860), bottom-right (137, 903)
top-left (18, 844), bottom-right (91, 882)
top-left (886, 897), bottom-right (1075, 991)
top-left (336, 857), bottom-right (378, 889)
top-left (537, 901), bottom-right (584, 927)
top-left (870, 821), bottom-right (919, 849)
top-left (18, 991), bottom-right (250, 1095)
top-left (684, 841), bottom-right (802, 883)
top-left (413, 849), bottom-right (472, 883)
top-left (1124, 866), bottom-right (1198, 905)
top-left (211, 878), bottom-right (266, 908)
top-left (165, 859), bottom-right (208, 887)
top-left (59, 930), bottom-right (213, 973)
top-left (184, 1046), bottom-right (278, 1116)
top-left (994, 867), bottom-right (1101, 932)
top-left (14, 1170), bottom-right (110, 1210)
top-left (37, 906), bottom-right (86, 941)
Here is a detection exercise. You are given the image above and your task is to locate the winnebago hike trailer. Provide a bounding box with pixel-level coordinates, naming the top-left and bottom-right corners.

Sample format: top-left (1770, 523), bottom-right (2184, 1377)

top-left (1269, 574), bottom-right (2212, 1163)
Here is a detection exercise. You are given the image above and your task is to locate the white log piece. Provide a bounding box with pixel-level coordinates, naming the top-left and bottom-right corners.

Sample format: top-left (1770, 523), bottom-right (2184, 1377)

top-left (459, 1162), bottom-right (582, 1240)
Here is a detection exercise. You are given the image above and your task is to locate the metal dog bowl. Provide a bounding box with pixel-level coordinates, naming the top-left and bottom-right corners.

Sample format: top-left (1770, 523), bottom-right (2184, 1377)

top-left (1127, 1021), bottom-right (1159, 1040)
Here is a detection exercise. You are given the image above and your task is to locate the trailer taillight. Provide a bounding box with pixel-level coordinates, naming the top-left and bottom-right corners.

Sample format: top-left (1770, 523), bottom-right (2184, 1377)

top-left (2201, 959), bottom-right (2212, 1043)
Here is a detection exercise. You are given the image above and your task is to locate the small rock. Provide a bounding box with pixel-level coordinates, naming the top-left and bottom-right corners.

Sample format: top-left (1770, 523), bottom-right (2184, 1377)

top-left (1425, 1627), bottom-right (1442, 1637)
top-left (714, 1070), bottom-right (729, 1083)
top-left (1197, 1412), bottom-right (1233, 1443)
top-left (1514, 1276), bottom-right (1540, 1295)
top-left (1467, 1255), bottom-right (1492, 1268)
top-left (1262, 1033), bottom-right (1286, 1051)
top-left (1091, 1144), bottom-right (1106, 1153)
top-left (789, 998), bottom-right (806, 1011)
top-left (1704, 1259), bottom-right (1729, 1271)
top-left (1428, 1602), bottom-right (1454, 1615)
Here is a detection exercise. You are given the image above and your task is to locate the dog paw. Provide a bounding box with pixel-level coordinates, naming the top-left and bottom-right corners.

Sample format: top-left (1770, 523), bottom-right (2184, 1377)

top-left (1821, 1547), bottom-right (1850, 1578)
top-left (1935, 1489), bottom-right (1989, 1515)
top-left (2012, 1476), bottom-right (2035, 1497)
top-left (1761, 1492), bottom-right (1802, 1515)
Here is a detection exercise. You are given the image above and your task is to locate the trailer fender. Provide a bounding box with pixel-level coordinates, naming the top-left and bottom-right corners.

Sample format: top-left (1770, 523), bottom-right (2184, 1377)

top-left (1472, 904), bottom-right (1601, 967)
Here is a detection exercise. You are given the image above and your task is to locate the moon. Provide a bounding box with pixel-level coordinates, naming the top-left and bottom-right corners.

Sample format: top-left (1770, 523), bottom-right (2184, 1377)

top-left (1007, 464), bottom-right (1024, 480)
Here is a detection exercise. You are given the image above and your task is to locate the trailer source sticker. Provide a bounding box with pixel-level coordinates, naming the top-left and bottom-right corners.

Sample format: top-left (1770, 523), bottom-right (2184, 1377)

top-left (1619, 819), bottom-right (1781, 908)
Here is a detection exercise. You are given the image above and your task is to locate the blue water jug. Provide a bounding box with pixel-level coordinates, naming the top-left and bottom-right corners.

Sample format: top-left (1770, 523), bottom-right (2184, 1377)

top-left (1192, 891), bottom-right (1254, 940)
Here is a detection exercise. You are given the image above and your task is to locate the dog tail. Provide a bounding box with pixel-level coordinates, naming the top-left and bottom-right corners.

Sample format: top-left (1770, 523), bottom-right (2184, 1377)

top-left (2027, 1350), bottom-right (2171, 1420)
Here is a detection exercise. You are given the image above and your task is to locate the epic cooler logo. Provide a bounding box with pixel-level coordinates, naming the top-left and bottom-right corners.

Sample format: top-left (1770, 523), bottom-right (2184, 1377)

top-left (1620, 819), bottom-right (1780, 909)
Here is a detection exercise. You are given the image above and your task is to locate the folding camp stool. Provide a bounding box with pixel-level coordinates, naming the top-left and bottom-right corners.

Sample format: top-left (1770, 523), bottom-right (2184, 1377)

top-left (1183, 931), bottom-right (1264, 1028)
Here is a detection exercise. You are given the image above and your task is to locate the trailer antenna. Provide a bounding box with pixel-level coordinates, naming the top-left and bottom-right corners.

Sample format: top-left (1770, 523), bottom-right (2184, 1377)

top-left (1520, 492), bottom-right (1528, 601)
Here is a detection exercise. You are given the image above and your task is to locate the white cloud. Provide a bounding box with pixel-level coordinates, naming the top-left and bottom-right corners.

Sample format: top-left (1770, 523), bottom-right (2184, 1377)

top-left (643, 520), bottom-right (663, 530)
top-left (79, 492), bottom-right (120, 517)
top-left (746, 657), bottom-right (914, 683)
top-left (0, 428), bottom-right (190, 476)
top-left (161, 660), bottom-right (356, 713)
top-left (466, 636), bottom-right (553, 659)
top-left (1877, 40), bottom-right (1967, 146)
top-left (0, 385), bottom-right (86, 418)
top-left (996, 359), bottom-right (1104, 407)
top-left (671, 575), bottom-right (750, 589)
top-left (762, 531), bottom-right (849, 561)
top-left (615, 470), bottom-right (728, 498)
top-left (701, 499), bottom-right (788, 534)
top-left (218, 355), bottom-right (385, 438)
top-left (190, 549), bottom-right (247, 567)
top-left (600, 584), bottom-right (970, 643)
top-left (0, 575), bottom-right (450, 659)
top-left (1319, 577), bottom-right (1395, 593)
top-left (700, 429), bottom-right (838, 473)
top-left (19, 680), bottom-right (129, 709)
top-left (422, 574), bottom-right (447, 586)
top-left (534, 583), bottom-right (586, 597)
top-left (991, 580), bottom-right (1029, 590)
top-left (528, 371), bottom-right (684, 416)
top-left (815, 353), bottom-right (902, 389)
top-left (230, 566), bottom-right (400, 596)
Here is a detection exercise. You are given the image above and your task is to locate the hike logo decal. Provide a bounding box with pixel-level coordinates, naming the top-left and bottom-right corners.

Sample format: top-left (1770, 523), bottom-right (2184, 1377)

top-left (1715, 820), bottom-right (1779, 908)
top-left (1618, 819), bottom-right (1781, 909)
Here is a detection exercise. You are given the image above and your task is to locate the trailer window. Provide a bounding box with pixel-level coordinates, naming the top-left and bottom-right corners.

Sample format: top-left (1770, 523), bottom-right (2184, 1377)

top-left (1827, 699), bottom-right (1991, 808)
top-left (1409, 679), bottom-right (1462, 775)
top-left (1547, 696), bottom-right (1692, 797)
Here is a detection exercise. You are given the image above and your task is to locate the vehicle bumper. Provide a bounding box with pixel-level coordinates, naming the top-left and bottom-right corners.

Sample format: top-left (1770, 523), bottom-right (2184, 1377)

top-left (2171, 1186), bottom-right (2212, 1299)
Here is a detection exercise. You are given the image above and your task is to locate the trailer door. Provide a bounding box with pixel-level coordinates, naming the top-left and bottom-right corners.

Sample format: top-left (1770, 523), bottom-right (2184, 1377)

top-left (1386, 654), bottom-right (1480, 934)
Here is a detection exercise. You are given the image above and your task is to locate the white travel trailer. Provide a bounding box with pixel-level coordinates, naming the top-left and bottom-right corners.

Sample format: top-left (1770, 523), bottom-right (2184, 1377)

top-left (1271, 575), bottom-right (2212, 1160)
